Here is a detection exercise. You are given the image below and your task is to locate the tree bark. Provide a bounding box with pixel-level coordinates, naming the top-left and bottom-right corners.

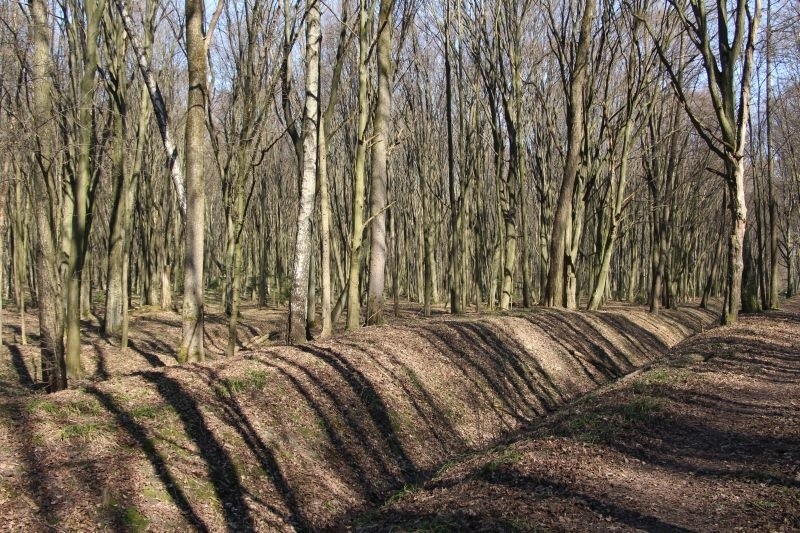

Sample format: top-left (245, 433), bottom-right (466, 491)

top-left (29, 0), bottom-right (67, 391)
top-left (543, 0), bottom-right (596, 307)
top-left (723, 159), bottom-right (748, 324)
top-left (766, 0), bottom-right (779, 309)
top-left (288, 0), bottom-right (321, 344)
top-left (104, 18), bottom-right (129, 336)
top-left (346, 0), bottom-right (370, 331)
top-left (178, 0), bottom-right (206, 362)
top-left (366, 0), bottom-right (393, 325)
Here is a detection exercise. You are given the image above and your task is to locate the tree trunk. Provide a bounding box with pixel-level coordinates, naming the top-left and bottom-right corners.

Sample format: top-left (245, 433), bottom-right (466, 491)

top-left (346, 0), bottom-right (370, 331)
top-left (366, 0), bottom-right (393, 326)
top-left (105, 87), bottom-right (127, 336)
top-left (742, 226), bottom-right (760, 313)
top-left (288, 0), bottom-right (320, 344)
top-left (178, 0), bottom-right (206, 362)
top-left (588, 153), bottom-right (626, 309)
top-left (114, 0), bottom-right (187, 217)
top-left (702, 190), bottom-right (727, 309)
top-left (444, 0), bottom-right (463, 315)
top-left (722, 160), bottom-right (747, 325)
top-left (65, 0), bottom-right (103, 380)
top-left (543, 0), bottom-right (595, 307)
top-left (30, 0), bottom-right (67, 391)
top-left (318, 121), bottom-right (333, 338)
top-left (766, 0), bottom-right (779, 309)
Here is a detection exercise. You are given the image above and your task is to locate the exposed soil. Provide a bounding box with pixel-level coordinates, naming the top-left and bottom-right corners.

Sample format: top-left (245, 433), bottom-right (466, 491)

top-left (354, 301), bottom-right (800, 532)
top-left (3, 298), bottom-right (783, 532)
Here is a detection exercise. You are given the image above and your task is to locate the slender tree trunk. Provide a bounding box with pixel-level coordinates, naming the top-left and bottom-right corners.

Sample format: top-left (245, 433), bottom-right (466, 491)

top-left (318, 121), bottom-right (333, 338)
top-left (702, 190), bottom-right (726, 309)
top-left (588, 126), bottom-right (631, 310)
top-left (723, 160), bottom-right (748, 325)
top-left (65, 0), bottom-right (104, 380)
top-left (120, 95), bottom-right (147, 349)
top-left (288, 0), bottom-right (320, 344)
top-left (227, 214), bottom-right (244, 355)
top-left (30, 0), bottom-right (67, 391)
top-left (0, 158), bottom-right (7, 344)
top-left (178, 0), bottom-right (206, 362)
top-left (766, 0), bottom-right (778, 309)
top-left (114, 0), bottom-right (187, 216)
top-left (12, 170), bottom-right (27, 345)
top-left (81, 250), bottom-right (93, 319)
top-left (543, 0), bottom-right (596, 307)
top-left (444, 0), bottom-right (463, 315)
top-left (366, 0), bottom-right (393, 325)
top-left (104, 73), bottom-right (128, 336)
top-left (346, 0), bottom-right (369, 331)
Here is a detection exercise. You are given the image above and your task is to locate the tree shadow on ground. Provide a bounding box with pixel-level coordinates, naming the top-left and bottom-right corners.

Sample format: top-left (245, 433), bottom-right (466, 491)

top-left (336, 338), bottom-right (469, 453)
top-left (354, 306), bottom-right (799, 531)
top-left (85, 385), bottom-right (211, 532)
top-left (366, 469), bottom-right (694, 533)
top-left (414, 321), bottom-right (561, 424)
top-left (91, 340), bottom-right (110, 380)
top-left (189, 365), bottom-right (309, 530)
top-left (5, 324), bottom-right (40, 344)
top-left (596, 325), bottom-right (800, 489)
top-left (298, 345), bottom-right (418, 479)
top-left (255, 346), bottom-right (421, 501)
top-left (3, 396), bottom-right (61, 529)
top-left (7, 344), bottom-right (34, 386)
top-left (0, 303), bottom-right (719, 530)
top-left (139, 371), bottom-right (255, 532)
top-left (127, 338), bottom-right (171, 367)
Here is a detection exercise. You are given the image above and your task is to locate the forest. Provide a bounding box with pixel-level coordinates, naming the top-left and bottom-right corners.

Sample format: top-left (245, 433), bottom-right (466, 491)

top-left (0, 0), bottom-right (799, 530)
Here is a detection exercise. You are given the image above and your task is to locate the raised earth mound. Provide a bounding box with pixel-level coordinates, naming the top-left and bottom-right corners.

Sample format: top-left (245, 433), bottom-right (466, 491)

top-left (354, 301), bottom-right (800, 532)
top-left (4, 301), bottom-right (795, 531)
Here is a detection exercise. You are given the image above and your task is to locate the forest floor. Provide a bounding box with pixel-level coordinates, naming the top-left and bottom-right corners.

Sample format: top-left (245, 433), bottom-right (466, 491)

top-left (354, 301), bottom-right (800, 532)
top-left (0, 298), bottom-right (796, 531)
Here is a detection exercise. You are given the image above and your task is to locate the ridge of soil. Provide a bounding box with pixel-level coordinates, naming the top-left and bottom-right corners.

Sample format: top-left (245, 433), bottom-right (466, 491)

top-left (352, 300), bottom-right (800, 532)
top-left (0, 303), bottom-right (714, 531)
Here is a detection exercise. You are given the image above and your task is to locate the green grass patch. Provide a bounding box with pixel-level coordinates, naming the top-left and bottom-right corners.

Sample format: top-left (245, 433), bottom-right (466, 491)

top-left (434, 459), bottom-right (458, 478)
top-left (404, 367), bottom-right (426, 394)
top-left (478, 447), bottom-right (524, 475)
top-left (215, 370), bottom-right (269, 397)
top-left (561, 410), bottom-right (619, 443)
top-left (387, 483), bottom-right (422, 504)
top-left (747, 498), bottom-right (779, 511)
top-left (28, 398), bottom-right (101, 417)
top-left (27, 398), bottom-right (58, 414)
top-left (618, 396), bottom-right (662, 422)
top-left (632, 368), bottom-right (691, 394)
top-left (59, 421), bottom-right (114, 441)
top-left (121, 506), bottom-right (150, 532)
top-left (559, 396), bottom-right (663, 444)
top-left (186, 476), bottom-right (217, 503)
top-left (142, 484), bottom-right (173, 503)
top-left (130, 403), bottom-right (174, 420)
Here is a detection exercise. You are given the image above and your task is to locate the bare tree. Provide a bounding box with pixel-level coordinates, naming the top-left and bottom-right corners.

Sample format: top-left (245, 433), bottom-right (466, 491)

top-left (366, 0), bottom-right (395, 325)
top-left (289, 0), bottom-right (321, 344)
top-left (29, 0), bottom-right (67, 391)
top-left (178, 0), bottom-right (207, 362)
top-left (543, 0), bottom-right (597, 307)
top-left (643, 0), bottom-right (761, 324)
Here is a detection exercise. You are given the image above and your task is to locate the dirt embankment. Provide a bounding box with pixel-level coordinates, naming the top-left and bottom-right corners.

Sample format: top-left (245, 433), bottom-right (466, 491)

top-left (0, 304), bottom-right (714, 531)
top-left (355, 301), bottom-right (800, 532)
